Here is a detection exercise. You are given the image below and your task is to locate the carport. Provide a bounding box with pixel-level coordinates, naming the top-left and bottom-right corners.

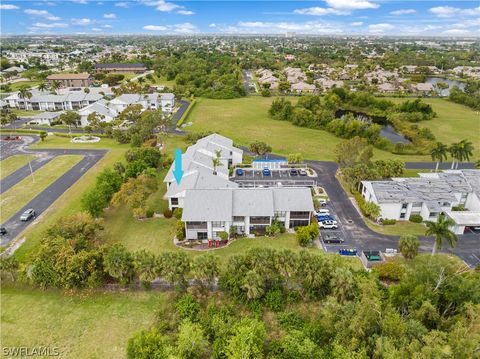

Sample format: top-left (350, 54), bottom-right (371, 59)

top-left (252, 159), bottom-right (287, 170)
top-left (445, 211), bottom-right (480, 235)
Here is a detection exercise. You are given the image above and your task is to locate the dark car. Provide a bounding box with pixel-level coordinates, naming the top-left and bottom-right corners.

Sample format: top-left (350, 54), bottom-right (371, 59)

top-left (322, 234), bottom-right (344, 244)
top-left (263, 168), bottom-right (271, 176)
top-left (236, 168), bottom-right (244, 176)
top-left (0, 228), bottom-right (7, 236)
top-left (290, 169), bottom-right (298, 176)
top-left (20, 208), bottom-right (36, 221)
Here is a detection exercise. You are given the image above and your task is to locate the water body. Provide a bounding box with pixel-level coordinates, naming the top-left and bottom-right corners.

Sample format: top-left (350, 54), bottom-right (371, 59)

top-left (425, 76), bottom-right (466, 97)
top-left (335, 109), bottom-right (411, 144)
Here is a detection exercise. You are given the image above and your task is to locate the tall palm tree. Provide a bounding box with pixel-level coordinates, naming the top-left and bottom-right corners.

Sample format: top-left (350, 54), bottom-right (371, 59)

top-left (449, 143), bottom-right (461, 170)
top-left (137, 77), bottom-right (145, 85)
top-left (50, 80), bottom-right (60, 94)
top-left (242, 270), bottom-right (264, 300)
top-left (430, 142), bottom-right (448, 172)
top-left (424, 213), bottom-right (458, 256)
top-left (456, 139), bottom-right (474, 169)
top-left (212, 149), bottom-right (223, 175)
top-left (18, 87), bottom-right (32, 110)
top-left (37, 82), bottom-right (48, 92)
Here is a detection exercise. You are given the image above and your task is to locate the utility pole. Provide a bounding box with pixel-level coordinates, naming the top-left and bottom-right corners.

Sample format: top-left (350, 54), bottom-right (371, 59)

top-left (29, 161), bottom-right (35, 183)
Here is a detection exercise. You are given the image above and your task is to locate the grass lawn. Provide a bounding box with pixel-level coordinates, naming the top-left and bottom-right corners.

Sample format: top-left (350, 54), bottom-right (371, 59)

top-left (365, 219), bottom-right (427, 236)
top-left (3, 80), bottom-right (41, 92)
top-left (8, 109), bottom-right (43, 117)
top-left (186, 97), bottom-right (432, 162)
top-left (403, 168), bottom-right (433, 177)
top-left (0, 154), bottom-right (36, 179)
top-left (387, 97), bottom-right (480, 160)
top-left (0, 155), bottom-right (82, 223)
top-left (1, 284), bottom-right (170, 359)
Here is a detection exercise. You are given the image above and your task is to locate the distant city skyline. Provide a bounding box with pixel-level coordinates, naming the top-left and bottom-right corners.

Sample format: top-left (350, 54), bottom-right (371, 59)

top-left (1, 0), bottom-right (479, 37)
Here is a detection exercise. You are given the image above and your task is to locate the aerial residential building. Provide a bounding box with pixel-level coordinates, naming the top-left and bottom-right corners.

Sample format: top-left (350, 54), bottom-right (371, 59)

top-left (78, 99), bottom-right (118, 127)
top-left (47, 73), bottom-right (93, 88)
top-left (361, 170), bottom-right (480, 226)
top-left (5, 90), bottom-right (102, 111)
top-left (109, 93), bottom-right (175, 113)
top-left (94, 63), bottom-right (147, 74)
top-left (182, 187), bottom-right (314, 239)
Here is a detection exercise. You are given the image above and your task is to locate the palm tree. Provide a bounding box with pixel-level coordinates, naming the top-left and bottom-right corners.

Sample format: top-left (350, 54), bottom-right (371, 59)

top-left (449, 143), bottom-right (461, 170)
top-left (50, 80), bottom-right (61, 94)
top-left (456, 139), bottom-right (474, 169)
top-left (37, 82), bottom-right (48, 92)
top-left (212, 149), bottom-right (223, 175)
top-left (430, 142), bottom-right (448, 172)
top-left (17, 87), bottom-right (32, 110)
top-left (137, 77), bottom-right (145, 85)
top-left (242, 270), bottom-right (264, 300)
top-left (424, 213), bottom-right (458, 256)
top-left (398, 234), bottom-right (420, 260)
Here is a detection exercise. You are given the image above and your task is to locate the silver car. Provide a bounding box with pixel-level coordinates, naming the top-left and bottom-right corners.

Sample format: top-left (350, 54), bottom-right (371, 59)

top-left (20, 209), bottom-right (36, 221)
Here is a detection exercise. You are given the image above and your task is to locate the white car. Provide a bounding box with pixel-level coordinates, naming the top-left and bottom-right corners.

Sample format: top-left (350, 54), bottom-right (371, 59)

top-left (319, 221), bottom-right (338, 229)
top-left (314, 209), bottom-right (330, 216)
top-left (319, 199), bottom-right (328, 206)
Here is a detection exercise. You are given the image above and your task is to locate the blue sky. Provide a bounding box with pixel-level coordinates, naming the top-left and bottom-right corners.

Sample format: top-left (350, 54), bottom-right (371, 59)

top-left (1, 0), bottom-right (479, 36)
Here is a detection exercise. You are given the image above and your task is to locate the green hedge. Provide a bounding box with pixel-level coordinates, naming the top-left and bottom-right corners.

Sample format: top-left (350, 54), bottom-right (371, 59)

top-left (0, 128), bottom-right (44, 135)
top-left (409, 214), bottom-right (423, 223)
top-left (53, 132), bottom-right (110, 139)
top-left (381, 219), bottom-right (397, 225)
top-left (175, 99), bottom-right (196, 128)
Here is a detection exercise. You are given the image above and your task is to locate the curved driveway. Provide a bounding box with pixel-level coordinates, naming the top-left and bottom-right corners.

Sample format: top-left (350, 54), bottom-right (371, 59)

top-left (0, 135), bottom-right (106, 246)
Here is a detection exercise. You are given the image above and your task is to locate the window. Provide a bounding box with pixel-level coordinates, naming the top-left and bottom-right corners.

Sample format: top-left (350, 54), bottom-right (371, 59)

top-left (440, 202), bottom-right (450, 207)
top-left (412, 202), bottom-right (422, 208)
top-left (233, 216), bottom-right (244, 222)
top-left (187, 222), bottom-right (207, 229)
top-left (212, 221), bottom-right (225, 228)
top-left (400, 213), bottom-right (406, 219)
top-left (250, 216), bottom-right (271, 225)
top-left (197, 232), bottom-right (208, 240)
top-left (401, 203), bottom-right (408, 209)
top-left (275, 211), bottom-right (286, 217)
top-left (171, 198), bottom-right (178, 205)
top-left (429, 212), bottom-right (439, 218)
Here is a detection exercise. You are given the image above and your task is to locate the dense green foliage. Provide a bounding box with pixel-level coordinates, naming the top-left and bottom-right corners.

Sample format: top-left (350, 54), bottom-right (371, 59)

top-left (153, 51), bottom-right (245, 99)
top-left (269, 89), bottom-right (437, 155)
top-left (449, 82), bottom-right (480, 110)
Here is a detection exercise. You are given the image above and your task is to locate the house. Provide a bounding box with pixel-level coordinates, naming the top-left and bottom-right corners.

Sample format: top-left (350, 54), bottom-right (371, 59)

top-left (94, 63), bottom-right (147, 74)
top-left (1, 65), bottom-right (25, 75)
top-left (182, 187), bottom-right (314, 239)
top-left (47, 73), bottom-right (93, 88)
top-left (78, 99), bottom-right (118, 127)
top-left (26, 111), bottom-right (63, 126)
top-left (5, 90), bottom-right (102, 111)
top-left (285, 54), bottom-right (296, 61)
top-left (360, 170), bottom-right (480, 223)
top-left (315, 78), bottom-right (343, 90)
top-left (377, 83), bottom-right (398, 93)
top-left (291, 82), bottom-right (316, 93)
top-left (163, 133), bottom-right (243, 210)
top-left (109, 93), bottom-right (175, 113)
top-left (412, 82), bottom-right (434, 94)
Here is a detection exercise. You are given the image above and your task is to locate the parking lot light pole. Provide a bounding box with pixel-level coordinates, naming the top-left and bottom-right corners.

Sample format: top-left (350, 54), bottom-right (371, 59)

top-left (29, 161), bottom-right (35, 183)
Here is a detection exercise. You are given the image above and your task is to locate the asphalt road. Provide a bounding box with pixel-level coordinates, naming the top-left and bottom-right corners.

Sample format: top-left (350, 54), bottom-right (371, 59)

top-left (307, 160), bottom-right (480, 267)
top-left (0, 135), bottom-right (106, 246)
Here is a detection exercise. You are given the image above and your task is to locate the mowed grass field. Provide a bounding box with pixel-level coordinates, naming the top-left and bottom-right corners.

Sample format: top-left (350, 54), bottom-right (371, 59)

top-left (186, 97), bottom-right (480, 162)
top-left (1, 285), bottom-right (170, 359)
top-left (0, 154), bottom-right (36, 179)
top-left (0, 155), bottom-right (82, 223)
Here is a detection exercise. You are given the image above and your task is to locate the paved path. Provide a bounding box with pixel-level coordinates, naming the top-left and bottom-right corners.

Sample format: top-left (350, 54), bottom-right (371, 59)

top-left (307, 160), bottom-right (480, 267)
top-left (0, 135), bottom-right (107, 245)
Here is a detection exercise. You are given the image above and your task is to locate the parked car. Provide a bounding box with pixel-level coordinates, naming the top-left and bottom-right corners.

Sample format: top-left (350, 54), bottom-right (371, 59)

top-left (0, 227), bottom-right (7, 236)
top-left (317, 216), bottom-right (337, 224)
top-left (262, 168), bottom-right (271, 176)
top-left (20, 208), bottom-right (36, 221)
top-left (236, 168), bottom-right (244, 176)
top-left (319, 198), bottom-right (328, 206)
top-left (290, 169), bottom-right (298, 176)
top-left (322, 234), bottom-right (344, 244)
top-left (314, 209), bottom-right (330, 216)
top-left (299, 169), bottom-right (307, 176)
top-left (319, 221), bottom-right (338, 229)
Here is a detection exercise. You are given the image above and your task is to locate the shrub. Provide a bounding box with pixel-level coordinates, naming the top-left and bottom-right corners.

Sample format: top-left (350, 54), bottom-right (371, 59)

top-left (409, 214), bottom-right (423, 223)
top-left (296, 224), bottom-right (319, 247)
top-left (175, 294), bottom-right (200, 321)
top-left (163, 209), bottom-right (173, 218)
top-left (176, 221), bottom-right (186, 240)
top-left (218, 231), bottom-right (228, 241)
top-left (381, 219), bottom-right (397, 225)
top-left (173, 208), bottom-right (183, 220)
top-left (372, 261), bottom-right (405, 282)
top-left (452, 204), bottom-right (466, 211)
top-left (264, 288), bottom-right (286, 312)
top-left (277, 311), bottom-right (304, 330)
top-left (146, 209), bottom-right (154, 218)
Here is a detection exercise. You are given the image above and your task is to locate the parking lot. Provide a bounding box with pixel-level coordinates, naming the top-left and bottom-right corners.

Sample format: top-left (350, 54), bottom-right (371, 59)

top-left (231, 168), bottom-right (317, 187)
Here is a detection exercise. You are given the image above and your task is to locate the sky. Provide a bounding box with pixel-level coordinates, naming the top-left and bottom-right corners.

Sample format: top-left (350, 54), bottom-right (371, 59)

top-left (0, 0), bottom-right (479, 37)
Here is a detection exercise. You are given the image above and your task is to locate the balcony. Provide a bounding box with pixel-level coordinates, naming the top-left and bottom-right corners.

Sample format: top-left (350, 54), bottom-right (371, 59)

top-left (186, 222), bottom-right (208, 230)
top-left (290, 211), bottom-right (311, 219)
top-left (250, 216), bottom-right (271, 225)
